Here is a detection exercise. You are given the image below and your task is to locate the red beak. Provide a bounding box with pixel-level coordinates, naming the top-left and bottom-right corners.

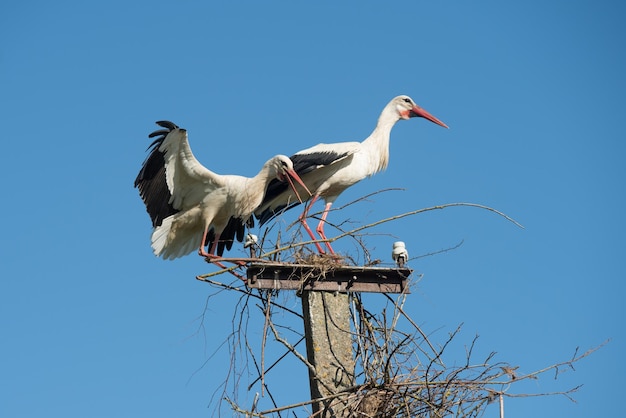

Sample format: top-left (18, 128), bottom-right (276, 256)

top-left (284, 169), bottom-right (312, 203)
top-left (410, 105), bottom-right (448, 129)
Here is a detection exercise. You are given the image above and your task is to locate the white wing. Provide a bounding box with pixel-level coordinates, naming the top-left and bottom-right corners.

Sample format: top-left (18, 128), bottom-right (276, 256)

top-left (159, 127), bottom-right (226, 210)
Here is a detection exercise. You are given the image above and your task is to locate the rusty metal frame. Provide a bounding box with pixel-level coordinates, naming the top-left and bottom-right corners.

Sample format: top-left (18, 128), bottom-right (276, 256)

top-left (246, 263), bottom-right (411, 294)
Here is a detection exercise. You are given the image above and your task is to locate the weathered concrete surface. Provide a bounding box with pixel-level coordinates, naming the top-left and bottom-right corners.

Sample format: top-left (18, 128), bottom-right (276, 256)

top-left (302, 291), bottom-right (355, 417)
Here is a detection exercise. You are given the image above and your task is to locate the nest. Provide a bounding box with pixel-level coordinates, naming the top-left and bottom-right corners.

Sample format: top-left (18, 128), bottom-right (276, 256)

top-left (194, 197), bottom-right (596, 417)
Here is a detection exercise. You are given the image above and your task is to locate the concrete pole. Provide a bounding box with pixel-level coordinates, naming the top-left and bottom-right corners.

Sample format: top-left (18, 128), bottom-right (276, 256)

top-left (301, 290), bottom-right (355, 417)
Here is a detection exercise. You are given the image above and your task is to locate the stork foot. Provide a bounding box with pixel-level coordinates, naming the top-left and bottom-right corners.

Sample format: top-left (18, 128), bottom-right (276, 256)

top-left (199, 252), bottom-right (247, 283)
top-left (204, 254), bottom-right (247, 267)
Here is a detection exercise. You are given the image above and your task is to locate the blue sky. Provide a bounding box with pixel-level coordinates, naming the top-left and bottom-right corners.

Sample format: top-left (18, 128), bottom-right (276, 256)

top-left (1, 1), bottom-right (624, 416)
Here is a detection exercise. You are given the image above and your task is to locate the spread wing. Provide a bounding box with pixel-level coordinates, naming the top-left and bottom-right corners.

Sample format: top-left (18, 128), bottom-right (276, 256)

top-left (156, 122), bottom-right (226, 211)
top-left (136, 121), bottom-right (248, 258)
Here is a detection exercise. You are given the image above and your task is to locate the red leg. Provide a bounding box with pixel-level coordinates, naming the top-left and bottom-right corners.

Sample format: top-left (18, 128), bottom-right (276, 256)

top-left (208, 233), bottom-right (220, 256)
top-left (299, 196), bottom-right (325, 253)
top-left (208, 258), bottom-right (246, 281)
top-left (199, 229), bottom-right (246, 281)
top-left (316, 202), bottom-right (335, 254)
top-left (198, 226), bottom-right (213, 258)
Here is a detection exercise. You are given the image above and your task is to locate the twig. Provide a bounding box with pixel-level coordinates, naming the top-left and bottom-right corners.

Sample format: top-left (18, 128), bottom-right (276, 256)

top-left (383, 293), bottom-right (443, 367)
top-left (256, 202), bottom-right (523, 260)
top-left (501, 340), bottom-right (609, 385)
top-left (195, 278), bottom-right (303, 319)
top-left (247, 336), bottom-right (306, 391)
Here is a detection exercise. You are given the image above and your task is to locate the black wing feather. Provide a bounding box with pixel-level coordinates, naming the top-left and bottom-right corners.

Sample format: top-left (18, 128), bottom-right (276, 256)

top-left (291, 150), bottom-right (348, 175)
top-left (204, 216), bottom-right (251, 257)
top-left (256, 150), bottom-right (350, 225)
top-left (134, 121), bottom-right (180, 227)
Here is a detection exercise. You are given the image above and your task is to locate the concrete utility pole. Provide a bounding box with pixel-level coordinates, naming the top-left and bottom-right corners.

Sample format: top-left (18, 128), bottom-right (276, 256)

top-left (301, 291), bottom-right (354, 417)
top-left (246, 263), bottom-right (410, 416)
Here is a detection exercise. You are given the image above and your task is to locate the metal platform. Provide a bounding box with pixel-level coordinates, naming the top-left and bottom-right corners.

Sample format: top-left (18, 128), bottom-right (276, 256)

top-left (246, 262), bottom-right (411, 293)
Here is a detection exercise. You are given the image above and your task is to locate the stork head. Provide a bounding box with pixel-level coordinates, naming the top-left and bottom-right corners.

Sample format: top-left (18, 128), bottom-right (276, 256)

top-left (270, 155), bottom-right (312, 203)
top-left (394, 95), bottom-right (448, 128)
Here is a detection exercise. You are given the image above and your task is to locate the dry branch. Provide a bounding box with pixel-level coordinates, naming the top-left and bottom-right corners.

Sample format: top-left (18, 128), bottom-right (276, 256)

top-left (190, 194), bottom-right (600, 417)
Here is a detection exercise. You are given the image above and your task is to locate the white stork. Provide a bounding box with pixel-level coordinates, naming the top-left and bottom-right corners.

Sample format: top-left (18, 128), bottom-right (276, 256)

top-left (255, 95), bottom-right (448, 254)
top-left (135, 121), bottom-right (310, 268)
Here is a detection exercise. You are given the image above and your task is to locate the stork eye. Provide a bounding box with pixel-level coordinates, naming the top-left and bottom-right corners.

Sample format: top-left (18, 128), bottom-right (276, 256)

top-left (403, 98), bottom-right (411, 103)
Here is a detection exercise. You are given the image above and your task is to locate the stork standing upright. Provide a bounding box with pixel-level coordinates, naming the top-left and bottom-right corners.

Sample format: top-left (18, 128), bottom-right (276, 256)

top-left (134, 121), bottom-right (310, 269)
top-left (255, 95), bottom-right (448, 254)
